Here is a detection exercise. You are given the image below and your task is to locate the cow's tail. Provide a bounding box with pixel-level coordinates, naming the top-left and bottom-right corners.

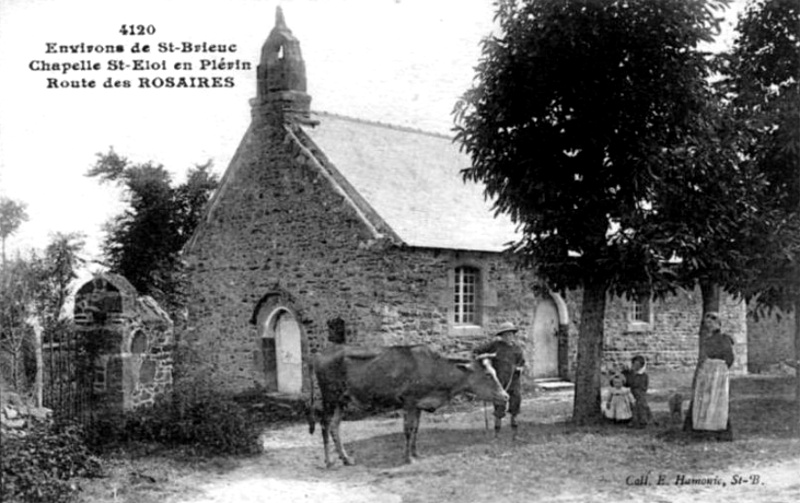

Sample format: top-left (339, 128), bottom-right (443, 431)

top-left (306, 359), bottom-right (317, 435)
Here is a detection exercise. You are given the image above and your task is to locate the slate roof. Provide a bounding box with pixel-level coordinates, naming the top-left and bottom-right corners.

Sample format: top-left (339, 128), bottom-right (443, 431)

top-left (301, 112), bottom-right (520, 252)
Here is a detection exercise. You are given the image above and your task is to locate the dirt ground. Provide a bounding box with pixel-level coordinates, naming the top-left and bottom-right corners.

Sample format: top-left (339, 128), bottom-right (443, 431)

top-left (80, 373), bottom-right (800, 503)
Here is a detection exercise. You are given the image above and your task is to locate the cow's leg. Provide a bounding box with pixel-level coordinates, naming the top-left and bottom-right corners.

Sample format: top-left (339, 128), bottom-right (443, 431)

top-left (320, 404), bottom-right (334, 468)
top-left (330, 406), bottom-right (355, 466)
top-left (409, 408), bottom-right (422, 459)
top-left (402, 407), bottom-right (421, 464)
top-left (402, 409), bottom-right (413, 463)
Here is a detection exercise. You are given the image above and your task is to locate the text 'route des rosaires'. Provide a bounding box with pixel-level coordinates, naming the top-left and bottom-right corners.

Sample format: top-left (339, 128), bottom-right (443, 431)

top-left (30, 28), bottom-right (253, 89)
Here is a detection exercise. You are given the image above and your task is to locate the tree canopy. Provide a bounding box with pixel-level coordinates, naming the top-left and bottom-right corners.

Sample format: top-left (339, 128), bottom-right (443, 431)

top-left (0, 196), bottom-right (29, 267)
top-left (455, 0), bottom-right (732, 423)
top-left (87, 148), bottom-right (219, 308)
top-left (33, 233), bottom-right (87, 329)
top-left (720, 0), bottom-right (800, 433)
top-left (725, 0), bottom-right (800, 312)
top-left (456, 0), bottom-right (730, 296)
top-left (0, 233), bottom-right (85, 392)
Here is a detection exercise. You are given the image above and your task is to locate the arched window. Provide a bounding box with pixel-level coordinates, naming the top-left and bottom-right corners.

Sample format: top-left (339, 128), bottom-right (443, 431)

top-left (453, 266), bottom-right (480, 326)
top-left (131, 330), bottom-right (147, 354)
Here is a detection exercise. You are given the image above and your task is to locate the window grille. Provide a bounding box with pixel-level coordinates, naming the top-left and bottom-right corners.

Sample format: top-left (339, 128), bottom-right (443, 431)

top-left (93, 362), bottom-right (107, 393)
top-left (454, 266), bottom-right (479, 325)
top-left (630, 294), bottom-right (651, 323)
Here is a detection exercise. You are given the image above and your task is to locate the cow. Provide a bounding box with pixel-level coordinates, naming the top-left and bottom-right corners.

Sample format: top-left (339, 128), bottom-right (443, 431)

top-left (307, 344), bottom-right (509, 467)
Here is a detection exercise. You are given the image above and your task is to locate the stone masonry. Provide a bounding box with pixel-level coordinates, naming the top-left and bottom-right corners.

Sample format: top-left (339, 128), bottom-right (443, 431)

top-left (73, 274), bottom-right (173, 413)
top-left (747, 307), bottom-right (795, 373)
top-left (565, 288), bottom-right (747, 377)
top-left (181, 9), bottom-right (747, 396)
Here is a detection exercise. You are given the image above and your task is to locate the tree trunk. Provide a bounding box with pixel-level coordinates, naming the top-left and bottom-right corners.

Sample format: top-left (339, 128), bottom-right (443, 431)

top-left (572, 281), bottom-right (607, 425)
top-left (684, 280), bottom-right (721, 431)
top-left (794, 293), bottom-right (800, 436)
top-left (33, 322), bottom-right (44, 408)
top-left (11, 350), bottom-right (18, 389)
top-left (698, 280), bottom-right (721, 361)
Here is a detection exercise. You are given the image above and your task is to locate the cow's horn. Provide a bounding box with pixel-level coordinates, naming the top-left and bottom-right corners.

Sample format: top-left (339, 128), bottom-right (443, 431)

top-left (475, 353), bottom-right (496, 360)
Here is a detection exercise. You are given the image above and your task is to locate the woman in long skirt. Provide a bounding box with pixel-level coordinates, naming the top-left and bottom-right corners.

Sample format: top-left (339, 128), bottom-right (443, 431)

top-left (685, 311), bottom-right (735, 440)
top-left (626, 355), bottom-right (652, 428)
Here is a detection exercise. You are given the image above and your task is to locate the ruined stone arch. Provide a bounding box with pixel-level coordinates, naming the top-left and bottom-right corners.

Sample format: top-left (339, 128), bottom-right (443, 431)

top-left (65, 274), bottom-right (173, 415)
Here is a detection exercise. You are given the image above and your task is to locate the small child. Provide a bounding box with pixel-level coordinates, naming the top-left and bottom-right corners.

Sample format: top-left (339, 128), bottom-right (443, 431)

top-left (602, 371), bottom-right (635, 423)
top-left (624, 355), bottom-right (653, 428)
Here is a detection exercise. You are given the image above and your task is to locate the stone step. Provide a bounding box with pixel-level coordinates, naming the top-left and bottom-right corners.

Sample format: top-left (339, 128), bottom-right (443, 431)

top-left (534, 379), bottom-right (575, 392)
top-left (264, 391), bottom-right (303, 402)
top-left (236, 391), bottom-right (306, 413)
top-left (261, 392), bottom-right (306, 409)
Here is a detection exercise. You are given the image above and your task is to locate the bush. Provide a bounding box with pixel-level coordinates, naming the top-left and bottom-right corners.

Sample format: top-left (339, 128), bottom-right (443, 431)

top-left (85, 375), bottom-right (262, 456)
top-left (1, 422), bottom-right (103, 503)
top-left (167, 390), bottom-right (262, 455)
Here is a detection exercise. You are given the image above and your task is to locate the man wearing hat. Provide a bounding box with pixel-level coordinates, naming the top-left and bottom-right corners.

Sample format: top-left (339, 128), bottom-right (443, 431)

top-left (473, 321), bottom-right (526, 436)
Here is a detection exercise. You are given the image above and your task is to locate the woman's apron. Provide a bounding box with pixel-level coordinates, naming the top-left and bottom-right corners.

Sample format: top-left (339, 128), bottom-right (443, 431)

top-left (692, 358), bottom-right (729, 431)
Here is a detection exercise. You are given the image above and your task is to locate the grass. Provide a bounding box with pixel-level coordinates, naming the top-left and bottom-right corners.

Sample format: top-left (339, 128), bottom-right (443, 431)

top-left (353, 372), bottom-right (800, 502)
top-left (74, 372), bottom-right (800, 503)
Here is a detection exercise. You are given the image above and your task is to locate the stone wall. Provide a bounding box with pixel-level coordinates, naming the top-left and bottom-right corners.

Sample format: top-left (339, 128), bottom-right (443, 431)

top-left (183, 111), bottom-right (750, 396)
top-left (747, 307), bottom-right (795, 373)
top-left (183, 97), bottom-right (752, 395)
top-left (126, 300), bottom-right (174, 409)
top-left (564, 287), bottom-right (747, 377)
top-left (186, 231), bottom-right (541, 393)
top-left (184, 116), bottom-right (545, 393)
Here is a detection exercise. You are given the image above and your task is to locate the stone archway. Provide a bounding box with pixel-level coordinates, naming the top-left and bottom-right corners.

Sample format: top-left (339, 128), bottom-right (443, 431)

top-left (264, 308), bottom-right (303, 395)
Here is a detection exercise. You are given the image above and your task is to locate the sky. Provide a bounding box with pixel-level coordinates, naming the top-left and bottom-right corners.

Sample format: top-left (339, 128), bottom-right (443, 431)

top-left (0, 0), bottom-right (744, 271)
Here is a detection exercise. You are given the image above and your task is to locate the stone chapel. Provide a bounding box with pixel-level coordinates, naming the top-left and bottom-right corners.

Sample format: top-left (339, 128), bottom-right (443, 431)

top-left (181, 8), bottom-right (747, 396)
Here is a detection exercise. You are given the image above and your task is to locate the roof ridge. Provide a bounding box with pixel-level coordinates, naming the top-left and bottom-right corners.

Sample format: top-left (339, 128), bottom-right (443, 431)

top-left (311, 110), bottom-right (453, 140)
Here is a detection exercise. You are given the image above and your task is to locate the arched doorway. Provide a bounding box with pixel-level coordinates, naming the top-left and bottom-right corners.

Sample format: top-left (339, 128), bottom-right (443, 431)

top-left (265, 308), bottom-right (303, 395)
top-left (531, 293), bottom-right (568, 378)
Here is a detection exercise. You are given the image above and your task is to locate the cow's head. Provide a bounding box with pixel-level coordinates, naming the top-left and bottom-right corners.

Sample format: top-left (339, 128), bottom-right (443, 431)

top-left (457, 355), bottom-right (509, 404)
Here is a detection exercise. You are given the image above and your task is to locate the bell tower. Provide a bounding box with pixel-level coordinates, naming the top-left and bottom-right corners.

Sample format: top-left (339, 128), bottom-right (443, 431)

top-left (253, 7), bottom-right (312, 123)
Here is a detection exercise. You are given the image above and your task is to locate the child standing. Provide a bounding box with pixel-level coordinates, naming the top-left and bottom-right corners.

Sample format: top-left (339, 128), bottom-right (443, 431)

top-left (602, 372), bottom-right (635, 423)
top-left (624, 355), bottom-right (653, 428)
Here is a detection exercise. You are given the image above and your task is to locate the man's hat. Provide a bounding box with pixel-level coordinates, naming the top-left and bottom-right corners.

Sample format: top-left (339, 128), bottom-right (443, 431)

top-left (495, 321), bottom-right (519, 336)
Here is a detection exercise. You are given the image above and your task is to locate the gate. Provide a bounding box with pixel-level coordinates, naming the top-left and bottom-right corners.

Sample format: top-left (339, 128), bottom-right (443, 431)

top-left (42, 328), bottom-right (96, 425)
